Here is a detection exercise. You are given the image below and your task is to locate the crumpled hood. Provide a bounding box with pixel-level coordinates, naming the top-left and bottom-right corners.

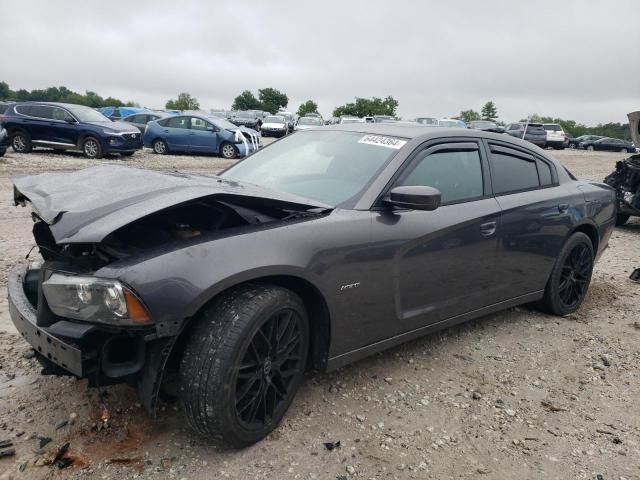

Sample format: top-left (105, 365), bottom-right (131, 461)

top-left (12, 165), bottom-right (331, 244)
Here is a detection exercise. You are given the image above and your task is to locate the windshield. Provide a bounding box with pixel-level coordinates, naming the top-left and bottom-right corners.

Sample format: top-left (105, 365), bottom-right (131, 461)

top-left (264, 116), bottom-right (285, 124)
top-left (221, 131), bottom-right (401, 206)
top-left (69, 107), bottom-right (111, 122)
top-left (298, 117), bottom-right (321, 125)
top-left (208, 116), bottom-right (239, 130)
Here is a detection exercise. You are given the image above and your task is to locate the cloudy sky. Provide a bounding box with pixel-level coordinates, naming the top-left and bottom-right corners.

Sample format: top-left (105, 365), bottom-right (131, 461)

top-left (2, 0), bottom-right (638, 124)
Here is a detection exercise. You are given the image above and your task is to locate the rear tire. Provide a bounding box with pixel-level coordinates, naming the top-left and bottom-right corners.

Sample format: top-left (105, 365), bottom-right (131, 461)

top-left (539, 232), bottom-right (594, 316)
top-left (178, 284), bottom-right (309, 447)
top-left (153, 139), bottom-right (168, 155)
top-left (11, 131), bottom-right (32, 153)
top-left (587, 145), bottom-right (595, 151)
top-left (82, 137), bottom-right (103, 159)
top-left (615, 213), bottom-right (630, 226)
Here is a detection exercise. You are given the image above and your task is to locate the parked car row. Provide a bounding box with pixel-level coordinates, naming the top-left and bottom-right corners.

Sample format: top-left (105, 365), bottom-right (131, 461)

top-left (569, 135), bottom-right (636, 153)
top-left (0, 101), bottom-right (262, 159)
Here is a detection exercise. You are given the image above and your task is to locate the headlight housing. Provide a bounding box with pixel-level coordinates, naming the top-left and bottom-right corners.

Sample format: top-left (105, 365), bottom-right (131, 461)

top-left (42, 274), bottom-right (152, 326)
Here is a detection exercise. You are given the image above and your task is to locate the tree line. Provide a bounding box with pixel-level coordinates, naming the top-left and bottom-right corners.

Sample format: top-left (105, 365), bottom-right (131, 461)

top-left (0, 81), bottom-right (138, 108)
top-left (1, 81), bottom-right (630, 140)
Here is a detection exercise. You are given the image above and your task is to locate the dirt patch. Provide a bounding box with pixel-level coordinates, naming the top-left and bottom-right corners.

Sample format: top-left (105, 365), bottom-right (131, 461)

top-left (0, 147), bottom-right (638, 479)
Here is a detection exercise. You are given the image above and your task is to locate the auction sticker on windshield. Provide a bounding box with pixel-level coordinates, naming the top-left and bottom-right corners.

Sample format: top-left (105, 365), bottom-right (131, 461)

top-left (358, 135), bottom-right (407, 149)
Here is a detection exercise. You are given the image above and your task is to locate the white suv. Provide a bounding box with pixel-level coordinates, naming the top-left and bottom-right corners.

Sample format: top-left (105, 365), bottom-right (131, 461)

top-left (542, 123), bottom-right (566, 149)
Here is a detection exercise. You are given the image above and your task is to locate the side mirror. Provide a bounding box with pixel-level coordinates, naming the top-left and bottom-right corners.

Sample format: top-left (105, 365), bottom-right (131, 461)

top-left (385, 186), bottom-right (441, 211)
top-left (65, 117), bottom-right (76, 124)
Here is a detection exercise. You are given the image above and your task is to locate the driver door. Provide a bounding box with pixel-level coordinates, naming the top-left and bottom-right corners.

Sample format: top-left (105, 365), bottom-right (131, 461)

top-left (370, 141), bottom-right (501, 334)
top-left (188, 117), bottom-right (218, 153)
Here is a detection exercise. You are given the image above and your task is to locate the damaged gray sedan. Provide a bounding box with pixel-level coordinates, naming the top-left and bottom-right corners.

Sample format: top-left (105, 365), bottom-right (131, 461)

top-left (8, 124), bottom-right (616, 446)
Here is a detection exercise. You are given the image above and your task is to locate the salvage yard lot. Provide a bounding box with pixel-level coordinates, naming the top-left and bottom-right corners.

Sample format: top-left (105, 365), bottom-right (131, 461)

top-left (0, 147), bottom-right (638, 479)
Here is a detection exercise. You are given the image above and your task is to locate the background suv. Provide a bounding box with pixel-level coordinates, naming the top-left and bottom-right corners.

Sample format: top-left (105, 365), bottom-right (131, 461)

top-left (3, 102), bottom-right (143, 158)
top-left (542, 123), bottom-right (566, 149)
top-left (505, 122), bottom-right (547, 148)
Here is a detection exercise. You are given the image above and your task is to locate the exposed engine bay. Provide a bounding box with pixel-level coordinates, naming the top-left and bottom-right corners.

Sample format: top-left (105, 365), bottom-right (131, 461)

top-left (604, 154), bottom-right (640, 225)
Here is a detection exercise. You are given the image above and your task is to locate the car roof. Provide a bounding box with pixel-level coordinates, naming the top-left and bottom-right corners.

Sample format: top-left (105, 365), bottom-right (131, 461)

top-left (320, 123), bottom-right (553, 149)
top-left (12, 101), bottom-right (91, 109)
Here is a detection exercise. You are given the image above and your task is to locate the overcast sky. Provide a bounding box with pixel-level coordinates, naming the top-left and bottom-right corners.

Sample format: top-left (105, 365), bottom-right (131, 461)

top-left (2, 0), bottom-right (638, 124)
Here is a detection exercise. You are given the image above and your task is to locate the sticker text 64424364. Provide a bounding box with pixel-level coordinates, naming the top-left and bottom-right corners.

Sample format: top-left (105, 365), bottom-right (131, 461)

top-left (358, 135), bottom-right (407, 150)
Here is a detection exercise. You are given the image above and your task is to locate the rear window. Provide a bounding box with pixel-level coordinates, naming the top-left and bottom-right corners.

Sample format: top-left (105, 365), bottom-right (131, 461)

top-left (543, 124), bottom-right (562, 131)
top-left (526, 125), bottom-right (545, 133)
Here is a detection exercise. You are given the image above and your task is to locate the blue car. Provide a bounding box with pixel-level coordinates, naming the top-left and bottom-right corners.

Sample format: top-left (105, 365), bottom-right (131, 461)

top-left (3, 102), bottom-right (143, 158)
top-left (144, 113), bottom-right (261, 159)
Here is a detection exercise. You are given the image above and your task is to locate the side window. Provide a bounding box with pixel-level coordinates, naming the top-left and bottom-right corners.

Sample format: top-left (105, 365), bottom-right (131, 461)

top-left (399, 148), bottom-right (484, 203)
top-left (166, 116), bottom-right (189, 129)
top-left (30, 105), bottom-right (53, 119)
top-left (489, 148), bottom-right (540, 194)
top-left (190, 117), bottom-right (213, 131)
top-left (51, 107), bottom-right (73, 121)
top-left (15, 105), bottom-right (33, 116)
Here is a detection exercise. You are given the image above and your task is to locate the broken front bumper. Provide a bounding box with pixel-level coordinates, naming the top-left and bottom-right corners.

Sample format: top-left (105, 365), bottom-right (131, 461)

top-left (8, 265), bottom-right (86, 377)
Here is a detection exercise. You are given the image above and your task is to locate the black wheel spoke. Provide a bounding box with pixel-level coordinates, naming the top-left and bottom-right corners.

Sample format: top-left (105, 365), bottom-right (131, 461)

top-left (557, 243), bottom-right (592, 308)
top-left (235, 308), bottom-right (304, 428)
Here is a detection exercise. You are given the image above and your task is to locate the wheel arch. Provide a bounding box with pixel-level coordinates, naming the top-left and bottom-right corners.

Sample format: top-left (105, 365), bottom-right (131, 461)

top-left (77, 131), bottom-right (104, 149)
top-left (569, 221), bottom-right (599, 254)
top-left (164, 273), bottom-right (332, 382)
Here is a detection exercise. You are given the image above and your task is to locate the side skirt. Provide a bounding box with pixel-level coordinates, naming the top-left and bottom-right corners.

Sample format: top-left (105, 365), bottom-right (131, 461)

top-left (326, 290), bottom-right (544, 371)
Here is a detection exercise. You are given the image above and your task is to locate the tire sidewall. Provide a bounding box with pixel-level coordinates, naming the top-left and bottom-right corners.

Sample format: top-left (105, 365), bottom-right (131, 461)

top-left (221, 290), bottom-right (309, 446)
top-left (11, 131), bottom-right (31, 153)
top-left (83, 137), bottom-right (103, 159)
top-left (221, 142), bottom-right (237, 159)
top-left (545, 232), bottom-right (594, 315)
top-left (153, 139), bottom-right (168, 154)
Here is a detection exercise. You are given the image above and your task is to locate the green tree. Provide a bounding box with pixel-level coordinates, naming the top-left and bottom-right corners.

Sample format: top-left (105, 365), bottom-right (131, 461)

top-left (0, 81), bottom-right (12, 100)
top-left (333, 96), bottom-right (399, 118)
top-left (231, 90), bottom-right (262, 111)
top-left (297, 100), bottom-right (318, 117)
top-left (258, 87), bottom-right (288, 114)
top-left (459, 109), bottom-right (481, 123)
top-left (481, 101), bottom-right (498, 121)
top-left (165, 92), bottom-right (200, 111)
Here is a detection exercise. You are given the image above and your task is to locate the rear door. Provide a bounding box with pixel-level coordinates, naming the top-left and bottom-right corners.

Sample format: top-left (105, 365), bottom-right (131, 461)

top-left (161, 116), bottom-right (190, 150)
top-left (486, 142), bottom-right (575, 302)
top-left (370, 140), bottom-right (501, 334)
top-left (15, 105), bottom-right (50, 143)
top-left (188, 117), bottom-right (218, 153)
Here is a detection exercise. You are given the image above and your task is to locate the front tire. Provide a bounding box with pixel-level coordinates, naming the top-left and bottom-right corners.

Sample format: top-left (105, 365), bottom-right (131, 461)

top-left (221, 142), bottom-right (237, 159)
top-left (539, 232), bottom-right (594, 316)
top-left (11, 131), bottom-right (32, 153)
top-left (179, 284), bottom-right (309, 447)
top-left (82, 136), bottom-right (103, 159)
top-left (587, 145), bottom-right (595, 151)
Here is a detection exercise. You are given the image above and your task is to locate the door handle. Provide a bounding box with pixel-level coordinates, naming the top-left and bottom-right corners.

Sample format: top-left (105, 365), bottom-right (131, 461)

top-left (480, 221), bottom-right (497, 236)
top-left (558, 203), bottom-right (569, 213)
top-left (163, 129), bottom-right (169, 133)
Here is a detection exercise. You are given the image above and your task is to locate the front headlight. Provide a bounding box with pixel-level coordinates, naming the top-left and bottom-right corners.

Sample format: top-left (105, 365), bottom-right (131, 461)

top-left (42, 274), bottom-right (152, 326)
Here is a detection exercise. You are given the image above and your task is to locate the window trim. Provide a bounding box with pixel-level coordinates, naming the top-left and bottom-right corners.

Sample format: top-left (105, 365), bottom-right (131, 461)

top-left (379, 140), bottom-right (488, 208)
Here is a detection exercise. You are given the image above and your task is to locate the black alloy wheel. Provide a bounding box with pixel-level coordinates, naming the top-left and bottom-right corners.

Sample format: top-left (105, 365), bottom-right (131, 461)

top-left (557, 243), bottom-right (591, 309)
top-left (235, 309), bottom-right (305, 429)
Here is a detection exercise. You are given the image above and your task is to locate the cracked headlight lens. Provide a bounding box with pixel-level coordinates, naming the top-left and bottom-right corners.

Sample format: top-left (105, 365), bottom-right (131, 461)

top-left (42, 274), bottom-right (151, 326)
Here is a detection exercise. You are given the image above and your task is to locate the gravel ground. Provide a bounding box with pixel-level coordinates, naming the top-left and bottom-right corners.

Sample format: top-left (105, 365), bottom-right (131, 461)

top-left (0, 146), bottom-right (638, 480)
